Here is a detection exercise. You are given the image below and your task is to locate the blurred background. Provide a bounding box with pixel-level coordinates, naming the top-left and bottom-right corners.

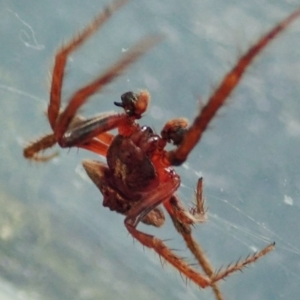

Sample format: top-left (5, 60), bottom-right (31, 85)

top-left (0, 0), bottom-right (300, 299)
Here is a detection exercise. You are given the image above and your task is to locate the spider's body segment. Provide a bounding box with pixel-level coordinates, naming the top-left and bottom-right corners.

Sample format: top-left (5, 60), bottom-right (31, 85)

top-left (23, 1), bottom-right (300, 299)
top-left (84, 117), bottom-right (172, 227)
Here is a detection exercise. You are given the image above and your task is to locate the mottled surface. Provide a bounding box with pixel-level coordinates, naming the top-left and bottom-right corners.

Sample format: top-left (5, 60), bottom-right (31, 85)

top-left (0, 0), bottom-right (300, 299)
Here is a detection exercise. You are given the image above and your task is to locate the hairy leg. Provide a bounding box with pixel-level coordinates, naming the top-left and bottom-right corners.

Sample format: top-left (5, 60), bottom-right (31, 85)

top-left (166, 9), bottom-right (300, 166)
top-left (48, 0), bottom-right (129, 129)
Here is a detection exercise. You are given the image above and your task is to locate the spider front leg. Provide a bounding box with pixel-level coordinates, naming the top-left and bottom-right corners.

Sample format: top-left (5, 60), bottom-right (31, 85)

top-left (32, 35), bottom-right (160, 159)
top-left (164, 9), bottom-right (300, 166)
top-left (53, 36), bottom-right (161, 144)
top-left (23, 0), bottom-right (161, 161)
top-left (48, 0), bottom-right (129, 129)
top-left (24, 0), bottom-right (130, 161)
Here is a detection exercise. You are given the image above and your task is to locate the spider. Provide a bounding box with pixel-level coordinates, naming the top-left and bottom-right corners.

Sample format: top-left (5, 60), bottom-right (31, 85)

top-left (23, 1), bottom-right (300, 299)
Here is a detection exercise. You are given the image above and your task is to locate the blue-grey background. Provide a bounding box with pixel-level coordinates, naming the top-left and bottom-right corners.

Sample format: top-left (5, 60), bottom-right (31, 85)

top-left (0, 0), bottom-right (300, 299)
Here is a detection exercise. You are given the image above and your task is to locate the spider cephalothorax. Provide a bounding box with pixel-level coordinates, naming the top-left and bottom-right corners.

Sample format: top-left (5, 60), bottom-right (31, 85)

top-left (23, 1), bottom-right (300, 299)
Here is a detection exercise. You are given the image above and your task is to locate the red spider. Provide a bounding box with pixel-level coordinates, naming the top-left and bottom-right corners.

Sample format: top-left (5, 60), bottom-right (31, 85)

top-left (23, 1), bottom-right (300, 299)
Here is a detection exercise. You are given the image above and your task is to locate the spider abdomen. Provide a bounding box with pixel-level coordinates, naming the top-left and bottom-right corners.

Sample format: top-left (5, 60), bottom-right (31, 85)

top-left (107, 130), bottom-right (160, 196)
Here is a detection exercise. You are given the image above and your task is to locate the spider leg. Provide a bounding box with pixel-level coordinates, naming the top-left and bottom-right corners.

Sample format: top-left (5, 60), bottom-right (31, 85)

top-left (24, 0), bottom-right (131, 161)
top-left (164, 187), bottom-right (223, 300)
top-left (23, 116), bottom-right (114, 162)
top-left (26, 0), bottom-right (161, 160)
top-left (168, 214), bottom-right (224, 300)
top-left (23, 114), bottom-right (116, 160)
top-left (212, 243), bottom-right (275, 282)
top-left (125, 224), bottom-right (213, 288)
top-left (164, 178), bottom-right (275, 299)
top-left (125, 171), bottom-right (271, 289)
top-left (23, 132), bottom-right (111, 161)
top-left (58, 112), bottom-right (128, 147)
top-left (124, 173), bottom-right (213, 288)
top-left (165, 9), bottom-right (300, 166)
top-left (23, 134), bottom-right (58, 162)
top-left (54, 35), bottom-right (162, 143)
top-left (163, 178), bottom-right (206, 226)
top-left (48, 0), bottom-right (129, 129)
